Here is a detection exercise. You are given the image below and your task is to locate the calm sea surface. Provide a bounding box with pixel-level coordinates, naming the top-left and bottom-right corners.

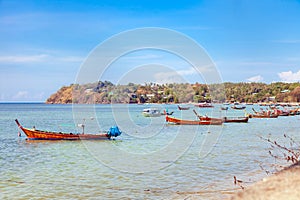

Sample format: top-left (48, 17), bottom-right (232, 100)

top-left (0, 103), bottom-right (299, 199)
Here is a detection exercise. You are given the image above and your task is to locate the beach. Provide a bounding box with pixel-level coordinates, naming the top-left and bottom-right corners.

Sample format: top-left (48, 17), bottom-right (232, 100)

top-left (230, 162), bottom-right (300, 200)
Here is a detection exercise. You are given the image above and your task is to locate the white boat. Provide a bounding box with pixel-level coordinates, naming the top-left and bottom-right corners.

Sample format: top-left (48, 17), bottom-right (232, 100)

top-left (142, 108), bottom-right (161, 117)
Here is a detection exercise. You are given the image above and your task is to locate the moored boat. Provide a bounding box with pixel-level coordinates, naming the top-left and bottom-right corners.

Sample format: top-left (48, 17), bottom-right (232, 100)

top-left (231, 105), bottom-right (246, 110)
top-left (248, 108), bottom-right (279, 118)
top-left (142, 108), bottom-right (161, 117)
top-left (193, 109), bottom-right (224, 123)
top-left (224, 116), bottom-right (249, 123)
top-left (248, 114), bottom-right (278, 118)
top-left (165, 115), bottom-right (223, 125)
top-left (15, 119), bottom-right (121, 140)
top-left (195, 102), bottom-right (213, 108)
top-left (178, 105), bottom-right (190, 110)
top-left (289, 108), bottom-right (300, 115)
top-left (278, 110), bottom-right (290, 116)
top-left (221, 106), bottom-right (229, 110)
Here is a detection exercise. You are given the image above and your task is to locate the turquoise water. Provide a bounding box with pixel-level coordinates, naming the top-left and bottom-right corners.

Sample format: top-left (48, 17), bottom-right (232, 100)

top-left (0, 103), bottom-right (299, 199)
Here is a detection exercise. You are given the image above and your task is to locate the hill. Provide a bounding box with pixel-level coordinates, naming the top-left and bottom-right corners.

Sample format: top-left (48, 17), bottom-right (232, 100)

top-left (46, 81), bottom-right (300, 104)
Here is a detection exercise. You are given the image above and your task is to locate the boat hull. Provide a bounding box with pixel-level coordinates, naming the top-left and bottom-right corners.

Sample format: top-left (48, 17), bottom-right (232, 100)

top-left (195, 105), bottom-right (213, 108)
top-left (231, 106), bottom-right (246, 110)
top-left (142, 108), bottom-right (161, 117)
top-left (199, 116), bottom-right (224, 122)
top-left (142, 113), bottom-right (162, 117)
top-left (16, 119), bottom-right (111, 140)
top-left (166, 116), bottom-right (223, 125)
top-left (178, 105), bottom-right (190, 110)
top-left (224, 117), bottom-right (249, 123)
top-left (221, 107), bottom-right (229, 110)
top-left (248, 114), bottom-right (278, 118)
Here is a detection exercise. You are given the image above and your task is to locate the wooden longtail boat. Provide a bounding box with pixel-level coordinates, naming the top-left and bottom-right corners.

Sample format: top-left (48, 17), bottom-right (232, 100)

top-left (142, 108), bottom-right (161, 117)
top-left (278, 111), bottom-right (290, 116)
top-left (178, 105), bottom-right (190, 110)
top-left (165, 115), bottom-right (223, 125)
top-left (248, 114), bottom-right (278, 118)
top-left (194, 103), bottom-right (214, 108)
top-left (15, 119), bottom-right (121, 140)
top-left (248, 108), bottom-right (279, 118)
top-left (221, 107), bottom-right (229, 111)
top-left (224, 117), bottom-right (249, 123)
top-left (192, 109), bottom-right (224, 123)
top-left (289, 108), bottom-right (300, 115)
top-left (231, 105), bottom-right (246, 110)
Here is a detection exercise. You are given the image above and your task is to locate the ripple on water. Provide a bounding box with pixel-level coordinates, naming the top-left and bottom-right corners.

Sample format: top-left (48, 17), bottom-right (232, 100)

top-left (1, 104), bottom-right (299, 199)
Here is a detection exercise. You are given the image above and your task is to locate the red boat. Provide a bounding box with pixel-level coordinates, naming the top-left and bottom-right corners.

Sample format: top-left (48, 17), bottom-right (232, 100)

top-left (192, 109), bottom-right (224, 123)
top-left (248, 108), bottom-right (279, 118)
top-left (15, 119), bottom-right (121, 140)
top-left (165, 115), bottom-right (223, 125)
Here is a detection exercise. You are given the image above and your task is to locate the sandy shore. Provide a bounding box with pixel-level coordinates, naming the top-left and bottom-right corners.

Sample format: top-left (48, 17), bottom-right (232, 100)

top-left (229, 162), bottom-right (300, 200)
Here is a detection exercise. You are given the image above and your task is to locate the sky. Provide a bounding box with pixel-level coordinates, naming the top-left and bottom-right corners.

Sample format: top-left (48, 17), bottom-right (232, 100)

top-left (0, 0), bottom-right (300, 102)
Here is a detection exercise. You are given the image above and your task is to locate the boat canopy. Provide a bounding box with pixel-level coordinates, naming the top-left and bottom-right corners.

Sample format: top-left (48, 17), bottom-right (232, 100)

top-left (107, 126), bottom-right (122, 137)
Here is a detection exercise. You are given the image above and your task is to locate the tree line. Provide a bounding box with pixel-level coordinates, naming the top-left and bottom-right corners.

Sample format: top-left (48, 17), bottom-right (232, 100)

top-left (46, 81), bottom-right (300, 104)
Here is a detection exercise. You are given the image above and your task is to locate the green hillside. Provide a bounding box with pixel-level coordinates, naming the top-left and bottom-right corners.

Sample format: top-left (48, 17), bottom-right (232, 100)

top-left (46, 81), bottom-right (300, 104)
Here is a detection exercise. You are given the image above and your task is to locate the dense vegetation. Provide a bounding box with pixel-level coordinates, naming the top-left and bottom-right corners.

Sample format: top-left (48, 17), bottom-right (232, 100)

top-left (46, 81), bottom-right (300, 104)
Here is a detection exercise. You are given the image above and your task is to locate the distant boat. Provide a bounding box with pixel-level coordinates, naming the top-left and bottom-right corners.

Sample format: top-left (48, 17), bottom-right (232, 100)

top-left (195, 102), bottom-right (213, 108)
top-left (221, 106), bottom-right (229, 110)
top-left (248, 114), bottom-right (278, 118)
top-left (271, 108), bottom-right (290, 116)
top-left (142, 108), bottom-right (161, 117)
top-left (247, 108), bottom-right (278, 118)
top-left (15, 119), bottom-right (121, 140)
top-left (231, 105), bottom-right (246, 110)
top-left (163, 110), bottom-right (174, 115)
top-left (178, 105), bottom-right (190, 110)
top-left (165, 115), bottom-right (223, 125)
top-left (224, 117), bottom-right (249, 123)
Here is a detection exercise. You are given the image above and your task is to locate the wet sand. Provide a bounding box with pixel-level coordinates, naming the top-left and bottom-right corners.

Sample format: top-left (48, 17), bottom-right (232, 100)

top-left (229, 162), bottom-right (300, 200)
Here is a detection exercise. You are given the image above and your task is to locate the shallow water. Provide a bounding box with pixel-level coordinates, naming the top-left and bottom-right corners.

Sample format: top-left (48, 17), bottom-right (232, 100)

top-left (0, 103), bottom-right (299, 199)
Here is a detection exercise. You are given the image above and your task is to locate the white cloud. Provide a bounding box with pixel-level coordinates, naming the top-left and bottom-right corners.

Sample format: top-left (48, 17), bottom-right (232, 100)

top-left (59, 56), bottom-right (84, 63)
top-left (177, 67), bottom-right (197, 76)
top-left (278, 70), bottom-right (300, 82)
top-left (10, 91), bottom-right (46, 102)
top-left (247, 75), bottom-right (263, 82)
top-left (0, 54), bottom-right (49, 63)
top-left (0, 54), bottom-right (84, 64)
top-left (154, 71), bottom-right (186, 84)
top-left (12, 91), bottom-right (29, 100)
top-left (153, 67), bottom-right (200, 84)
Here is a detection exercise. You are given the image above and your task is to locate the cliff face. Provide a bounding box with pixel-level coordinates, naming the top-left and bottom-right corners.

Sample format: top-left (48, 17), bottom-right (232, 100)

top-left (46, 86), bottom-right (74, 104)
top-left (45, 81), bottom-right (300, 104)
top-left (276, 86), bottom-right (300, 102)
top-left (46, 81), bottom-right (129, 104)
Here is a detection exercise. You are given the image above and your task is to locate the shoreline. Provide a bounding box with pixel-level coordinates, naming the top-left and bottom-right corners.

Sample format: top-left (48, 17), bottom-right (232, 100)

top-left (229, 161), bottom-right (300, 200)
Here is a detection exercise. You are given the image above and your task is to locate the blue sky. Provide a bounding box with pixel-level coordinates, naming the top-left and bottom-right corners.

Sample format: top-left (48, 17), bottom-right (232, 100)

top-left (1, 0), bottom-right (300, 102)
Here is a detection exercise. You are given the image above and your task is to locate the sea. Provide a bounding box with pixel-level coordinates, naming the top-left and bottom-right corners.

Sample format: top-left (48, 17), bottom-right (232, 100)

top-left (0, 103), bottom-right (299, 199)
